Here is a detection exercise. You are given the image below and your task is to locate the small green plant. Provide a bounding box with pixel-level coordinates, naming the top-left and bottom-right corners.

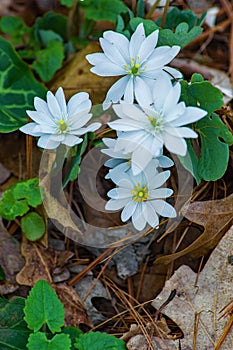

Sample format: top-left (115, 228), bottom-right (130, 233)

top-left (0, 280), bottom-right (126, 350)
top-left (0, 178), bottom-right (45, 241)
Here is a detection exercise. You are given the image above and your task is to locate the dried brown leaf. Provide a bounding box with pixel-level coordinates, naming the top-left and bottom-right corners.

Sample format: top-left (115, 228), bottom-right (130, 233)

top-left (152, 226), bottom-right (233, 349)
top-left (50, 43), bottom-right (117, 105)
top-left (16, 239), bottom-right (73, 286)
top-left (154, 194), bottom-right (233, 265)
top-left (55, 283), bottom-right (92, 328)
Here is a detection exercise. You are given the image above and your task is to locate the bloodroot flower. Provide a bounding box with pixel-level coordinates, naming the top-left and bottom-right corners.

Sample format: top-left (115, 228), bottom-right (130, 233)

top-left (105, 163), bottom-right (176, 231)
top-left (86, 23), bottom-right (181, 109)
top-left (20, 87), bottom-right (101, 149)
top-left (109, 77), bottom-right (207, 174)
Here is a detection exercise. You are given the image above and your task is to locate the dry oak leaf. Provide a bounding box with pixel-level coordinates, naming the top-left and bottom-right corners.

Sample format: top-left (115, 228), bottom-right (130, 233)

top-left (155, 193), bottom-right (233, 265)
top-left (16, 239), bottom-right (73, 286)
top-left (152, 226), bottom-right (233, 350)
top-left (50, 42), bottom-right (117, 105)
top-left (55, 283), bottom-right (92, 328)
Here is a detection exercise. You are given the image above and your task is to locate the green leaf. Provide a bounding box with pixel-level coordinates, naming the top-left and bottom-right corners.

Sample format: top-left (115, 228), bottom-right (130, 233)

top-left (13, 178), bottom-right (43, 208)
top-left (180, 75), bottom-right (224, 115)
top-left (0, 37), bottom-right (46, 132)
top-left (179, 75), bottom-right (233, 181)
top-left (179, 140), bottom-right (201, 184)
top-left (129, 18), bottom-right (159, 36)
top-left (157, 22), bottom-right (202, 48)
top-left (137, 0), bottom-right (145, 18)
top-left (0, 178), bottom-right (43, 220)
top-left (27, 332), bottom-right (71, 350)
top-left (62, 327), bottom-right (82, 350)
top-left (196, 113), bottom-right (233, 181)
top-left (80, 0), bottom-right (128, 23)
top-left (34, 12), bottom-right (68, 42)
top-left (0, 265), bottom-right (5, 280)
top-left (60, 0), bottom-right (75, 7)
top-left (21, 212), bottom-right (45, 241)
top-left (24, 280), bottom-right (64, 333)
top-left (156, 7), bottom-right (201, 30)
top-left (32, 40), bottom-right (64, 82)
top-left (74, 331), bottom-right (126, 350)
top-left (0, 16), bottom-right (29, 44)
top-left (0, 190), bottom-right (29, 220)
top-left (63, 134), bottom-right (88, 187)
top-left (39, 29), bottom-right (63, 47)
top-left (0, 297), bottom-right (32, 350)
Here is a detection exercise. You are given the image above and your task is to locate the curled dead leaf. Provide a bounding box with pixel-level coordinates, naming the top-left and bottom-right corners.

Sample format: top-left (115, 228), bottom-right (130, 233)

top-left (154, 194), bottom-right (233, 265)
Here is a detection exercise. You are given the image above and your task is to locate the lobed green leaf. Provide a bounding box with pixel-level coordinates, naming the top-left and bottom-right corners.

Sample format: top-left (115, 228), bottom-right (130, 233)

top-left (80, 0), bottom-right (128, 23)
top-left (27, 332), bottom-right (71, 350)
top-left (32, 40), bottom-right (64, 82)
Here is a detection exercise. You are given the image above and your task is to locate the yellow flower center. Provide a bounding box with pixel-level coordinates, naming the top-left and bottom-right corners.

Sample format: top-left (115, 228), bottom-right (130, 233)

top-left (131, 183), bottom-right (149, 202)
top-left (148, 115), bottom-right (163, 133)
top-left (124, 57), bottom-right (145, 76)
top-left (58, 119), bottom-right (68, 133)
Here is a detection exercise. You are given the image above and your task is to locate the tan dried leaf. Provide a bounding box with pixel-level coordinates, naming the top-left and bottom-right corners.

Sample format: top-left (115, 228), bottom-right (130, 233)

top-left (16, 239), bottom-right (73, 286)
top-left (55, 283), bottom-right (92, 328)
top-left (155, 194), bottom-right (233, 265)
top-left (152, 226), bottom-right (233, 349)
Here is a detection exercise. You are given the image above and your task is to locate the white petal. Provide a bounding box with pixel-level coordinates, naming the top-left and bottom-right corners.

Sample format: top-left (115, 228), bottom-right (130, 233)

top-left (138, 30), bottom-right (159, 63)
top-left (63, 134), bottom-right (83, 147)
top-left (132, 204), bottom-right (147, 230)
top-left (67, 92), bottom-right (90, 116)
top-left (108, 187), bottom-right (131, 199)
top-left (119, 103), bottom-right (147, 122)
top-left (100, 37), bottom-right (127, 65)
top-left (165, 102), bottom-right (186, 122)
top-left (90, 61), bottom-right (125, 76)
top-left (131, 147), bottom-right (153, 175)
top-left (143, 202), bottom-right (159, 227)
top-left (163, 82), bottom-right (181, 115)
top-left (123, 76), bottom-right (134, 103)
top-left (55, 87), bottom-right (67, 117)
top-left (26, 110), bottom-right (55, 126)
top-left (153, 170), bottom-right (171, 188)
top-left (134, 77), bottom-right (153, 108)
top-left (105, 198), bottom-right (129, 211)
top-left (121, 200), bottom-right (137, 222)
top-left (34, 97), bottom-right (50, 115)
top-left (152, 77), bottom-right (172, 111)
top-left (103, 31), bottom-right (129, 61)
top-left (145, 46), bottom-right (180, 72)
top-left (129, 23), bottom-right (145, 59)
top-left (46, 91), bottom-right (62, 118)
top-left (157, 155), bottom-right (174, 168)
top-left (20, 122), bottom-right (43, 136)
top-left (151, 200), bottom-right (176, 218)
top-left (164, 133), bottom-right (187, 156)
top-left (162, 66), bottom-right (183, 79)
top-left (171, 106), bottom-right (207, 126)
top-left (37, 135), bottom-right (60, 149)
top-left (150, 188), bottom-right (173, 199)
top-left (108, 119), bottom-right (144, 131)
top-left (103, 76), bottom-right (130, 110)
top-left (166, 127), bottom-right (197, 138)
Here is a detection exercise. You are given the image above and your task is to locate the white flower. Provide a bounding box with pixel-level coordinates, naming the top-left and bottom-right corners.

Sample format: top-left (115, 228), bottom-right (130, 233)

top-left (102, 137), bottom-right (174, 178)
top-left (19, 87), bottom-right (101, 149)
top-left (86, 23), bottom-right (181, 109)
top-left (105, 164), bottom-right (176, 231)
top-left (108, 77), bottom-right (207, 174)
